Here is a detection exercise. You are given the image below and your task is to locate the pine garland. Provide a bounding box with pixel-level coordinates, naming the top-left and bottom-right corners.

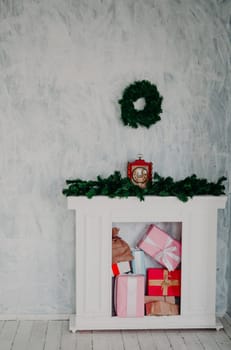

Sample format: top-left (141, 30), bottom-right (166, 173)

top-left (62, 171), bottom-right (226, 202)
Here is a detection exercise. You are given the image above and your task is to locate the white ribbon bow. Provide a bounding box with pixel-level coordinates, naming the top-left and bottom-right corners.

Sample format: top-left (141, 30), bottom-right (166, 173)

top-left (154, 237), bottom-right (180, 271)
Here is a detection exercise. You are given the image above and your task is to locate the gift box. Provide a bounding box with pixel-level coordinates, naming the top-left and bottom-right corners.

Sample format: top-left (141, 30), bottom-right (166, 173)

top-left (131, 249), bottom-right (146, 275)
top-left (114, 274), bottom-right (145, 317)
top-left (144, 295), bottom-right (175, 304)
top-left (112, 261), bottom-right (131, 276)
top-left (146, 301), bottom-right (179, 316)
top-left (147, 268), bottom-right (181, 296)
top-left (137, 224), bottom-right (181, 271)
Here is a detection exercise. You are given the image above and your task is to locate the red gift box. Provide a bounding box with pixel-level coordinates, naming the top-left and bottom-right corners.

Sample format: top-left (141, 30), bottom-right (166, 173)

top-left (147, 268), bottom-right (181, 296)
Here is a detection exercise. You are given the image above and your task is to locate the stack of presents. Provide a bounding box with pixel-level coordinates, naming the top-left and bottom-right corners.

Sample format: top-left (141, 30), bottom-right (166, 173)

top-left (111, 224), bottom-right (181, 317)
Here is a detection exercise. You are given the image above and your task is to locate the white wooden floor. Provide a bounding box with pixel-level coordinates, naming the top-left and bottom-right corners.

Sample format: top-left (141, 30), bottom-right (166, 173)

top-left (0, 315), bottom-right (231, 350)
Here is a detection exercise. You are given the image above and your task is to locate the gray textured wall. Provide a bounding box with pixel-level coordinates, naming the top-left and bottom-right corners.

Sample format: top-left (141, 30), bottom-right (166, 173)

top-left (0, 0), bottom-right (230, 316)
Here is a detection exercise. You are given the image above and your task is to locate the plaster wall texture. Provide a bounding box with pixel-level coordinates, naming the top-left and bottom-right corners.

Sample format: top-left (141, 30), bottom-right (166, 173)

top-left (0, 0), bottom-right (230, 315)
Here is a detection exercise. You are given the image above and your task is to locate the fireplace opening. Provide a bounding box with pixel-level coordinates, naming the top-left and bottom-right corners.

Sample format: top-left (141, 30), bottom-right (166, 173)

top-left (111, 222), bottom-right (182, 317)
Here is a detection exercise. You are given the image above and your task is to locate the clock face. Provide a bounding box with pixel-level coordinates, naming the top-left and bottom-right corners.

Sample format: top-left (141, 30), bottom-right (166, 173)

top-left (127, 158), bottom-right (152, 189)
top-left (132, 166), bottom-right (148, 186)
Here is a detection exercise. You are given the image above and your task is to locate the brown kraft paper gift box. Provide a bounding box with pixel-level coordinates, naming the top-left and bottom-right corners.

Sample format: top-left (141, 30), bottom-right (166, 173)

top-left (144, 295), bottom-right (175, 304)
top-left (146, 301), bottom-right (179, 316)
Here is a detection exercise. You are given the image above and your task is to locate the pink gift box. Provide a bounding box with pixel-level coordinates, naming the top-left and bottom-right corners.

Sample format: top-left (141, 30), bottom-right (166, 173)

top-left (137, 224), bottom-right (181, 271)
top-left (114, 275), bottom-right (145, 317)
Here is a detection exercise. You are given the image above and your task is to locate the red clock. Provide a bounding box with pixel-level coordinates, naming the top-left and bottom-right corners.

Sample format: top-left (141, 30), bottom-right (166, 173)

top-left (127, 155), bottom-right (152, 189)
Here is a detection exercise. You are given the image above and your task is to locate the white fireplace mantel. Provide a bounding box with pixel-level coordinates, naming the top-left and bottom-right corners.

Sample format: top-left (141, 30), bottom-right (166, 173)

top-left (68, 196), bottom-right (227, 331)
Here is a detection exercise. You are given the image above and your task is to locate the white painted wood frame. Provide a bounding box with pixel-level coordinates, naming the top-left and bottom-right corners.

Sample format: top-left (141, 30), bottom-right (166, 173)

top-left (67, 196), bottom-right (227, 331)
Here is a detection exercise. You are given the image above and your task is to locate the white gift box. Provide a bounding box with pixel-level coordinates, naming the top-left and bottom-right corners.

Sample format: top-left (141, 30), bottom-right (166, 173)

top-left (131, 249), bottom-right (146, 275)
top-left (111, 261), bottom-right (131, 276)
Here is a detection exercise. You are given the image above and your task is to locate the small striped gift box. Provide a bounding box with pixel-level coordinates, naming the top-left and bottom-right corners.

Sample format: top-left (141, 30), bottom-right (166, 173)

top-left (114, 274), bottom-right (145, 317)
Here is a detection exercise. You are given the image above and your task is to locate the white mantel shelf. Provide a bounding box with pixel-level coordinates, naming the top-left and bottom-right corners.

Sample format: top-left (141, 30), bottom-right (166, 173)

top-left (68, 196), bottom-right (227, 332)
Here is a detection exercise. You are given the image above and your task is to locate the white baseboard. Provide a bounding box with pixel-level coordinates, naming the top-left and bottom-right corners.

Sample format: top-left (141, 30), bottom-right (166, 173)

top-left (0, 314), bottom-right (70, 321)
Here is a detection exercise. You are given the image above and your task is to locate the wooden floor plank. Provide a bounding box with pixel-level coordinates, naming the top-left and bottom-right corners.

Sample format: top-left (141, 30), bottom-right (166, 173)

top-left (104, 330), bottom-right (125, 350)
top-left (210, 329), bottom-right (231, 350)
top-left (0, 321), bottom-right (19, 350)
top-left (76, 330), bottom-right (93, 350)
top-left (0, 321), bottom-right (5, 334)
top-left (44, 320), bottom-right (62, 350)
top-left (92, 331), bottom-right (108, 350)
top-left (180, 330), bottom-right (204, 350)
top-left (150, 330), bottom-right (172, 350)
top-left (11, 320), bottom-right (33, 350)
top-left (121, 330), bottom-right (141, 350)
top-left (60, 321), bottom-right (76, 350)
top-left (26, 320), bottom-right (48, 350)
top-left (165, 330), bottom-right (187, 350)
top-left (196, 330), bottom-right (221, 350)
top-left (92, 330), bottom-right (121, 350)
top-left (136, 330), bottom-right (156, 350)
top-left (222, 315), bottom-right (231, 339)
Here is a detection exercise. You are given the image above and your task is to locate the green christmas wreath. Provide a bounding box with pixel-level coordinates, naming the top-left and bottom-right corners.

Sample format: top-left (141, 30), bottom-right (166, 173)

top-left (118, 80), bottom-right (163, 128)
top-left (62, 171), bottom-right (226, 202)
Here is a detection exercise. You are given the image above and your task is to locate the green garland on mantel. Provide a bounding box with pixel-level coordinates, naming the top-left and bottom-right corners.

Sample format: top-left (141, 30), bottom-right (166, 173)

top-left (62, 171), bottom-right (226, 202)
